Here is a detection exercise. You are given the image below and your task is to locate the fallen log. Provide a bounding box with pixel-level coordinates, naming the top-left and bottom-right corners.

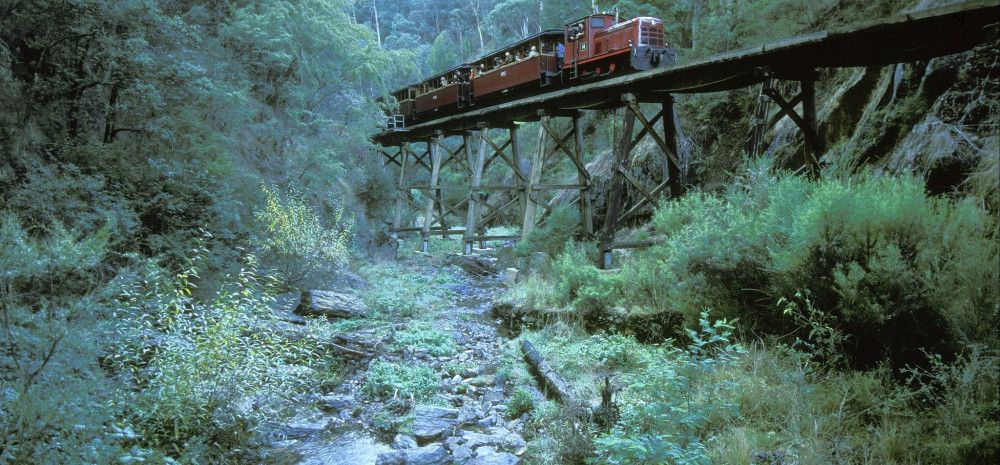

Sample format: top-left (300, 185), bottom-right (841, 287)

top-left (520, 339), bottom-right (573, 403)
top-left (327, 341), bottom-right (369, 359)
top-left (323, 333), bottom-right (379, 360)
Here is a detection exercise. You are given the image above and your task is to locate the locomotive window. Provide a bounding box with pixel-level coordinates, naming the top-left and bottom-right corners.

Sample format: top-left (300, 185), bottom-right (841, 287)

top-left (590, 17), bottom-right (605, 28)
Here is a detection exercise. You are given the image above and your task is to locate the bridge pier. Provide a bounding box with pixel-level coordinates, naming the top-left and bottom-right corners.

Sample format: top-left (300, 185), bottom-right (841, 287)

top-left (522, 110), bottom-right (592, 239)
top-left (464, 123), bottom-right (523, 253)
top-left (381, 113), bottom-right (594, 257)
top-left (750, 67), bottom-right (823, 177)
top-left (598, 93), bottom-right (683, 268)
top-left (389, 142), bottom-right (410, 241)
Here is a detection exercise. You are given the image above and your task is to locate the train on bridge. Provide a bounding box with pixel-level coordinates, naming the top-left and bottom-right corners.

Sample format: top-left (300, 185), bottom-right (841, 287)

top-left (381, 13), bottom-right (676, 128)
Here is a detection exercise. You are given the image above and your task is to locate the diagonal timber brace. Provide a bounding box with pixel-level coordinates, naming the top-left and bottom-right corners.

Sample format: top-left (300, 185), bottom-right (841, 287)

top-left (522, 110), bottom-right (593, 238)
top-left (598, 93), bottom-right (682, 268)
top-left (747, 67), bottom-right (822, 177)
top-left (465, 125), bottom-right (525, 254)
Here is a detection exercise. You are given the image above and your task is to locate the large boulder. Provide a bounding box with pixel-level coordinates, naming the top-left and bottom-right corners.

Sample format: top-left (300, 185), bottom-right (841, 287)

top-left (296, 290), bottom-right (370, 319)
top-left (445, 254), bottom-right (498, 277)
top-left (411, 405), bottom-right (461, 444)
top-left (393, 433), bottom-right (419, 450)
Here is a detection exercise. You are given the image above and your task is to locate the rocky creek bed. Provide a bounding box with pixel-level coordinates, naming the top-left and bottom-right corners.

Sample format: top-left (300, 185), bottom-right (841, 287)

top-left (266, 253), bottom-right (532, 465)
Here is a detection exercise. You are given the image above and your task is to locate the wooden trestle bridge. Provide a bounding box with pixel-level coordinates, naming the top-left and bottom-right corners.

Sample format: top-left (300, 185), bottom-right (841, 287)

top-left (371, 1), bottom-right (999, 267)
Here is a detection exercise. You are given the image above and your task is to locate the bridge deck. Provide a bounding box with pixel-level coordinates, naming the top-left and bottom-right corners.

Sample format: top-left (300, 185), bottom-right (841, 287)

top-left (372, 0), bottom-right (998, 146)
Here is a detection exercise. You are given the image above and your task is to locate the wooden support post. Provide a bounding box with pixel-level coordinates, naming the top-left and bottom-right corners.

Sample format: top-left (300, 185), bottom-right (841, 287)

top-left (463, 132), bottom-right (475, 176)
top-left (511, 125), bottom-right (527, 229)
top-left (763, 79), bottom-right (822, 178)
top-left (748, 78), bottom-right (773, 158)
top-left (573, 115), bottom-right (594, 235)
top-left (421, 137), bottom-right (442, 252)
top-left (623, 95), bottom-right (683, 172)
top-left (522, 115), bottom-right (547, 236)
top-left (800, 79), bottom-right (821, 177)
top-left (465, 130), bottom-right (487, 255)
top-left (391, 143), bottom-right (410, 241)
top-left (662, 93), bottom-right (682, 197)
top-left (598, 104), bottom-right (636, 269)
top-left (433, 135), bottom-right (449, 238)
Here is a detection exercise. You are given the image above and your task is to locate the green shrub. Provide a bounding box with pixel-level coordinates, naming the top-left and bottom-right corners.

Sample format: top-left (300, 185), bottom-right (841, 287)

top-left (515, 204), bottom-right (581, 257)
top-left (582, 333), bottom-right (652, 372)
top-left (552, 168), bottom-right (998, 370)
top-left (112, 254), bottom-right (313, 455)
top-left (0, 214), bottom-right (126, 464)
top-left (592, 312), bottom-right (745, 464)
top-left (253, 184), bottom-right (353, 288)
top-left (711, 343), bottom-right (1000, 464)
top-left (506, 386), bottom-right (535, 419)
top-left (524, 401), bottom-right (594, 465)
top-left (499, 273), bottom-right (562, 311)
top-left (363, 360), bottom-right (439, 401)
top-left (551, 241), bottom-right (605, 309)
top-left (391, 322), bottom-right (457, 357)
top-left (360, 263), bottom-right (455, 319)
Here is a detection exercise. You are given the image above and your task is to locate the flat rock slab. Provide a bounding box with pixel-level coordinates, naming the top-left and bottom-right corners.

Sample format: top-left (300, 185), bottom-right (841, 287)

top-left (277, 417), bottom-right (330, 439)
top-left (459, 427), bottom-right (524, 452)
top-left (467, 451), bottom-right (520, 465)
top-left (376, 443), bottom-right (452, 465)
top-left (445, 254), bottom-right (498, 277)
top-left (297, 290), bottom-right (370, 319)
top-left (411, 405), bottom-right (461, 444)
top-left (316, 394), bottom-right (354, 412)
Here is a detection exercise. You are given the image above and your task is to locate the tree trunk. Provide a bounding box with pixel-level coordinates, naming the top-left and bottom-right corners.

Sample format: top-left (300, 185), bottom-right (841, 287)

top-left (102, 84), bottom-right (119, 143)
top-left (691, 0), bottom-right (705, 50)
top-left (473, 1), bottom-right (485, 54)
top-left (372, 1), bottom-right (382, 48)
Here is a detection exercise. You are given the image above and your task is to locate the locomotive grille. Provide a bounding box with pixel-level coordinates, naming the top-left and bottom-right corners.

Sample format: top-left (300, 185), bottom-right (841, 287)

top-left (639, 20), bottom-right (664, 47)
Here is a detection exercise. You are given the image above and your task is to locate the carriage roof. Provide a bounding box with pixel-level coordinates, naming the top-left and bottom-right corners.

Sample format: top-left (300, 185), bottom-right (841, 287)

top-left (470, 29), bottom-right (565, 64)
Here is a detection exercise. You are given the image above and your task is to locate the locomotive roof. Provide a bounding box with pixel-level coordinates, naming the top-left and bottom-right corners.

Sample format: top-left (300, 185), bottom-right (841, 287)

top-left (565, 13), bottom-right (618, 26)
top-left (603, 16), bottom-right (661, 33)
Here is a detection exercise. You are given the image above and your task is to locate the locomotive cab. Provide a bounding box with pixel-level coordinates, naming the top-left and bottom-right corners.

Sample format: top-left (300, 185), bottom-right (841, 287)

top-left (563, 14), bottom-right (676, 79)
top-left (630, 17), bottom-right (676, 70)
top-left (564, 14), bottom-right (616, 78)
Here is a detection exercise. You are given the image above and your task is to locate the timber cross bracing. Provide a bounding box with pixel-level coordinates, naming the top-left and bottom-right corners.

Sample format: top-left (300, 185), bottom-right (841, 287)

top-left (374, 1), bottom-right (999, 266)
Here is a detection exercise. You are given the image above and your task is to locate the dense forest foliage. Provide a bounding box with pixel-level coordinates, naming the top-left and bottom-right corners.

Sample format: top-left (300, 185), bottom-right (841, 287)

top-left (1, 0), bottom-right (997, 464)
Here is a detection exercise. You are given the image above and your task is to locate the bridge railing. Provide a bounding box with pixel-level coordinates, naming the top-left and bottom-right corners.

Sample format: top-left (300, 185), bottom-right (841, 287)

top-left (384, 114), bottom-right (406, 131)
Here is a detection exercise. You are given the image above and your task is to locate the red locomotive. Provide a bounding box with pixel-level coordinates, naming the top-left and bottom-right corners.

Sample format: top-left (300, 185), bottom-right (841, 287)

top-left (383, 13), bottom-right (675, 125)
